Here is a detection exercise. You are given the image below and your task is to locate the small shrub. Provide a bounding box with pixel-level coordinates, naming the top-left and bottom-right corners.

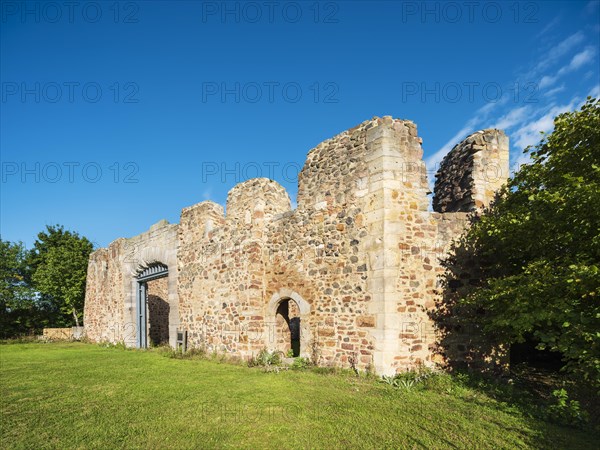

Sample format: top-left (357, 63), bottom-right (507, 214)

top-left (290, 357), bottom-right (310, 371)
top-left (152, 344), bottom-right (209, 360)
top-left (380, 374), bottom-right (420, 391)
top-left (421, 372), bottom-right (454, 392)
top-left (380, 366), bottom-right (446, 392)
top-left (248, 348), bottom-right (283, 368)
top-left (381, 375), bottom-right (396, 386)
top-left (546, 388), bottom-right (589, 427)
top-left (395, 379), bottom-right (416, 391)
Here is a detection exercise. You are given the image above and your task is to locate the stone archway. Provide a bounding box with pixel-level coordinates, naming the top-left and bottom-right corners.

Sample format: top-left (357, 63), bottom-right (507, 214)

top-left (135, 263), bottom-right (169, 348)
top-left (268, 289), bottom-right (310, 358)
top-left (122, 234), bottom-right (180, 349)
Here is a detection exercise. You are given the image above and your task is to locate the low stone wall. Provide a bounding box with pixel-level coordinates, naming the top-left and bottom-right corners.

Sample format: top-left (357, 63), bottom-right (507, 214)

top-left (42, 327), bottom-right (83, 340)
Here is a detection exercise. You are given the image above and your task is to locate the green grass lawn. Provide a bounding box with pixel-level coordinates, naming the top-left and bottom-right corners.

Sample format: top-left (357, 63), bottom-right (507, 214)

top-left (0, 343), bottom-right (596, 449)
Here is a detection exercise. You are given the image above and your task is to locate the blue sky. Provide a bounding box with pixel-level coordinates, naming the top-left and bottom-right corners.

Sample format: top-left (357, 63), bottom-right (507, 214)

top-left (1, 0), bottom-right (599, 249)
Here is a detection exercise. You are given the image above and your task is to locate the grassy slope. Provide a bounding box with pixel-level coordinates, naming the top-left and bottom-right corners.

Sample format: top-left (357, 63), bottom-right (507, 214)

top-left (0, 343), bottom-right (595, 449)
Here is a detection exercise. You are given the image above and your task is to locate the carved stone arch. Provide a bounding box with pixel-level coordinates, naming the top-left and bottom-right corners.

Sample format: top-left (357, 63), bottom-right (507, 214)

top-left (136, 262), bottom-right (168, 281)
top-left (267, 289), bottom-right (311, 358)
top-left (268, 289), bottom-right (310, 316)
top-left (122, 241), bottom-right (179, 349)
top-left (126, 246), bottom-right (171, 277)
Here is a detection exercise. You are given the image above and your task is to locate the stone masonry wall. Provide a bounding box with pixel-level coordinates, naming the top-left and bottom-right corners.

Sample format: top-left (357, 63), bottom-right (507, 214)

top-left (177, 118), bottom-right (378, 368)
top-left (84, 220), bottom-right (179, 346)
top-left (433, 129), bottom-right (509, 212)
top-left (84, 239), bottom-right (126, 343)
top-left (84, 116), bottom-right (509, 375)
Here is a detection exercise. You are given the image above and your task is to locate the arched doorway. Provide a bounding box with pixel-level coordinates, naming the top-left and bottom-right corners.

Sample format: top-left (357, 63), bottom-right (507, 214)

top-left (268, 289), bottom-right (310, 358)
top-left (275, 298), bottom-right (301, 357)
top-left (136, 263), bottom-right (169, 348)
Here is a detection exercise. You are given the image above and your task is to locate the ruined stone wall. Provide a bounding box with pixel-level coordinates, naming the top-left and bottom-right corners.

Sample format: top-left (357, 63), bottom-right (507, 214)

top-left (356, 118), bottom-right (467, 373)
top-left (84, 116), bottom-right (509, 375)
top-left (175, 117), bottom-right (470, 373)
top-left (84, 220), bottom-right (179, 346)
top-left (84, 239), bottom-right (126, 342)
top-left (433, 129), bottom-right (509, 212)
top-left (177, 120), bottom-right (378, 368)
top-left (394, 211), bottom-right (468, 369)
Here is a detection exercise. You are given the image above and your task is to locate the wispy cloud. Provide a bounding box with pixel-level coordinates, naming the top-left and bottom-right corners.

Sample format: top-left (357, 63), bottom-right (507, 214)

top-left (428, 94), bottom-right (515, 168)
top-left (539, 46), bottom-right (596, 89)
top-left (534, 16), bottom-right (561, 39)
top-left (545, 84), bottom-right (566, 97)
top-left (512, 83), bottom-right (598, 153)
top-left (526, 31), bottom-right (585, 78)
top-left (490, 106), bottom-right (531, 130)
top-left (425, 123), bottom-right (474, 172)
top-left (571, 47), bottom-right (596, 69)
top-left (512, 102), bottom-right (572, 150)
top-left (508, 94), bottom-right (594, 172)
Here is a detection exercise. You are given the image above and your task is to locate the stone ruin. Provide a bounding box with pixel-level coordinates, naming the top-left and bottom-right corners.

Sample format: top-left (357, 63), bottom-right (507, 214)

top-left (83, 116), bottom-right (509, 375)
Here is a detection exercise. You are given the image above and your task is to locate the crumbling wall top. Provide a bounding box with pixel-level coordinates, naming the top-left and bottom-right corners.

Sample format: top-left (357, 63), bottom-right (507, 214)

top-left (226, 177), bottom-right (291, 226)
top-left (433, 129), bottom-right (509, 213)
top-left (179, 200), bottom-right (225, 246)
top-left (297, 116), bottom-right (422, 211)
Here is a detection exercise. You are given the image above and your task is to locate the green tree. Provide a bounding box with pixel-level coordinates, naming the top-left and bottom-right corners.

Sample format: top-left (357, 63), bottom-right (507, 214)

top-left (434, 98), bottom-right (600, 386)
top-left (29, 225), bottom-right (94, 327)
top-left (0, 239), bottom-right (44, 337)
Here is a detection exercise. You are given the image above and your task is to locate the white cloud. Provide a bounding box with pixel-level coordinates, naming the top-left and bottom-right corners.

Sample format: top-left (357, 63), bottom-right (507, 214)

top-left (511, 99), bottom-right (580, 150)
top-left (582, 70), bottom-right (595, 81)
top-left (539, 75), bottom-right (558, 89)
top-left (490, 106), bottom-right (531, 130)
top-left (545, 84), bottom-right (566, 97)
top-left (425, 124), bottom-right (474, 173)
top-left (528, 31), bottom-right (585, 77)
top-left (569, 47), bottom-right (595, 70)
top-left (425, 93), bottom-right (513, 175)
top-left (508, 89), bottom-right (597, 171)
top-left (538, 47), bottom-right (596, 89)
top-left (534, 16), bottom-right (561, 39)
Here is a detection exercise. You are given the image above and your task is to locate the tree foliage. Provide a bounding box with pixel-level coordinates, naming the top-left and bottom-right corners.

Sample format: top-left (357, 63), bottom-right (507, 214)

top-left (433, 98), bottom-right (600, 386)
top-left (1, 225), bottom-right (94, 337)
top-left (29, 225), bottom-right (94, 327)
top-left (0, 240), bottom-right (50, 337)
